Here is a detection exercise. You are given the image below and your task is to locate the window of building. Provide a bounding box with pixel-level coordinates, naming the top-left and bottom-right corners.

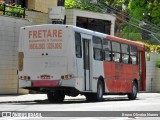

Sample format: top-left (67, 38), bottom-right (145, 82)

top-left (103, 39), bottom-right (111, 61)
top-left (76, 16), bottom-right (111, 34)
top-left (93, 36), bottom-right (102, 61)
top-left (57, 0), bottom-right (65, 6)
top-left (112, 41), bottom-right (121, 62)
top-left (75, 32), bottom-right (82, 58)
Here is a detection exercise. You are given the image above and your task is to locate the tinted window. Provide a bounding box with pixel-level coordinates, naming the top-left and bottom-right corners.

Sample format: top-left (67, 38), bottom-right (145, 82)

top-left (122, 54), bottom-right (129, 64)
top-left (103, 39), bottom-right (111, 61)
top-left (93, 36), bottom-right (102, 61)
top-left (121, 44), bottom-right (129, 64)
top-left (103, 39), bottom-right (111, 51)
top-left (113, 53), bottom-right (121, 62)
top-left (75, 32), bottom-right (82, 58)
top-left (121, 44), bottom-right (129, 54)
top-left (130, 45), bottom-right (138, 65)
top-left (112, 42), bottom-right (120, 52)
top-left (130, 46), bottom-right (137, 55)
top-left (112, 42), bottom-right (120, 62)
top-left (93, 36), bottom-right (102, 48)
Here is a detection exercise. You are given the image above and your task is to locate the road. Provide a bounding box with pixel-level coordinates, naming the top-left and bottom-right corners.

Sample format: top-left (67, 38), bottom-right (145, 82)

top-left (0, 93), bottom-right (159, 120)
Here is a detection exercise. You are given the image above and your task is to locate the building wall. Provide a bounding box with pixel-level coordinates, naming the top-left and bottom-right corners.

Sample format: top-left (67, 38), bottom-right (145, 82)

top-left (25, 10), bottom-right (48, 25)
top-left (0, 16), bottom-right (30, 94)
top-left (146, 52), bottom-right (160, 92)
top-left (27, 0), bottom-right (57, 13)
top-left (65, 9), bottom-right (116, 35)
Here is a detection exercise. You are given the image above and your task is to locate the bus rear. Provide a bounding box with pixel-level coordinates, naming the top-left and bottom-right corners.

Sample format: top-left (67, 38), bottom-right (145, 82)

top-left (18, 24), bottom-right (78, 102)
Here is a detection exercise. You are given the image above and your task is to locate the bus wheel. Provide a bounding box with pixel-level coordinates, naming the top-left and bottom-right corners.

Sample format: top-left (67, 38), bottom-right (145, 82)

top-left (127, 82), bottom-right (137, 100)
top-left (47, 91), bottom-right (65, 103)
top-left (96, 80), bottom-right (104, 101)
top-left (85, 80), bottom-right (104, 102)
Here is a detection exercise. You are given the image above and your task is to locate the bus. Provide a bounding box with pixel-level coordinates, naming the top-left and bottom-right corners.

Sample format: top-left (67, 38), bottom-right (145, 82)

top-left (18, 24), bottom-right (146, 102)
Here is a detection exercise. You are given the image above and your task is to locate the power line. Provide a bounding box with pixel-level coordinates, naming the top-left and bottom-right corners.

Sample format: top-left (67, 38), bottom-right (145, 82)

top-left (71, 0), bottom-right (160, 43)
top-left (90, 1), bottom-right (160, 43)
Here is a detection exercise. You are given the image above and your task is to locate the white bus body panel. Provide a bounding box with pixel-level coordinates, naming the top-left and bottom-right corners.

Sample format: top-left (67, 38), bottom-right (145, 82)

top-left (19, 25), bottom-right (79, 88)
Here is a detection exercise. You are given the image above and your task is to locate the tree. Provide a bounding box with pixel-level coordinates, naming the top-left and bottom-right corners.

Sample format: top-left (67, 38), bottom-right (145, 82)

top-left (105, 0), bottom-right (129, 11)
top-left (64, 0), bottom-right (160, 43)
top-left (128, 0), bottom-right (160, 26)
top-left (151, 0), bottom-right (160, 26)
top-left (65, 0), bottom-right (102, 12)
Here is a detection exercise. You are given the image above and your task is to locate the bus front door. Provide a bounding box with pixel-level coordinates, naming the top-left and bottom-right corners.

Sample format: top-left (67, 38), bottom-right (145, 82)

top-left (83, 38), bottom-right (91, 91)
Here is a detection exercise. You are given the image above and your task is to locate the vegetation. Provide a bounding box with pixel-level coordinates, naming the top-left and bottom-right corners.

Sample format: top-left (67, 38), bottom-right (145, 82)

top-left (5, 4), bottom-right (24, 18)
top-left (0, 1), bottom-right (25, 18)
top-left (65, 0), bottom-right (160, 53)
top-left (65, 0), bottom-right (102, 12)
top-left (156, 59), bottom-right (160, 68)
top-left (144, 43), bottom-right (160, 53)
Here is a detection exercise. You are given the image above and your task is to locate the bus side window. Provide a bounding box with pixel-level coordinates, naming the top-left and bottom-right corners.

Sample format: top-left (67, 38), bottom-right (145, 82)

top-left (130, 56), bottom-right (137, 65)
top-left (130, 45), bottom-right (138, 65)
top-left (93, 36), bottom-right (102, 61)
top-left (103, 39), bottom-right (111, 61)
top-left (75, 32), bottom-right (82, 58)
top-left (104, 51), bottom-right (112, 61)
top-left (121, 44), bottom-right (129, 64)
top-left (112, 41), bottom-right (121, 62)
top-left (94, 49), bottom-right (103, 60)
top-left (112, 53), bottom-right (120, 62)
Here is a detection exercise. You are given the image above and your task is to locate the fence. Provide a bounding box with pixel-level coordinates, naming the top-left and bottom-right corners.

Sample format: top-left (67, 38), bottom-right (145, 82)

top-left (0, 3), bottom-right (25, 18)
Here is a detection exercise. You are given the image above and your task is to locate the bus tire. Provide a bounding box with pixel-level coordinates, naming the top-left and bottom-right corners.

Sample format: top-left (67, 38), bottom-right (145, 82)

top-left (85, 80), bottom-right (104, 102)
top-left (127, 81), bottom-right (138, 100)
top-left (96, 80), bottom-right (104, 101)
top-left (47, 91), bottom-right (65, 103)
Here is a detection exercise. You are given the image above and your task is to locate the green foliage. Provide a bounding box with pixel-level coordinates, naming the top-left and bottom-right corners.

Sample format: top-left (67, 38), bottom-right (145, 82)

top-left (128, 0), bottom-right (147, 20)
top-left (156, 59), bottom-right (160, 68)
top-left (128, 0), bottom-right (160, 26)
top-left (105, 0), bottom-right (129, 10)
top-left (0, 4), bottom-right (4, 11)
top-left (65, 0), bottom-right (160, 45)
top-left (0, 3), bottom-right (24, 18)
top-left (121, 0), bottom-right (160, 44)
top-left (151, 0), bottom-right (160, 26)
top-left (144, 43), bottom-right (160, 53)
top-left (65, 0), bottom-right (102, 12)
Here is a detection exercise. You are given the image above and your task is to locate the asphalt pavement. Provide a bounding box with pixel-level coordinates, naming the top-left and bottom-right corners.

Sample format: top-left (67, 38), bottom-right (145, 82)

top-left (0, 93), bottom-right (160, 120)
top-left (0, 92), bottom-right (159, 103)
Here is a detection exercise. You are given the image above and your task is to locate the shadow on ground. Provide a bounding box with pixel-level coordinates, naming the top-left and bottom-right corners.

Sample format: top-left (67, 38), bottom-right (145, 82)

top-left (0, 97), bottom-right (140, 105)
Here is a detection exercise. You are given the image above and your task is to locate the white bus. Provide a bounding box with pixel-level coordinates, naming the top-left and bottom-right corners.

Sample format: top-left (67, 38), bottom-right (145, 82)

top-left (18, 24), bottom-right (146, 102)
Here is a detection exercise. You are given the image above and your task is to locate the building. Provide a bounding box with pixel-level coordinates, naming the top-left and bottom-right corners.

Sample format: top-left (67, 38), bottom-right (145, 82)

top-left (146, 53), bottom-right (160, 92)
top-left (0, 0), bottom-right (116, 94)
top-left (0, 16), bottom-right (30, 94)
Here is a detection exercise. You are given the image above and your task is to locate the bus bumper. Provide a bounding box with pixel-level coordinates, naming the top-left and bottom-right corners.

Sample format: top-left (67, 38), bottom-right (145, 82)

top-left (19, 78), bottom-right (83, 91)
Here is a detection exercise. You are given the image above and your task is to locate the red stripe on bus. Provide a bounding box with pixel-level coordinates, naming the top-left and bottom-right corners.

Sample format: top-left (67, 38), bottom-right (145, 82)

top-left (31, 80), bottom-right (60, 87)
